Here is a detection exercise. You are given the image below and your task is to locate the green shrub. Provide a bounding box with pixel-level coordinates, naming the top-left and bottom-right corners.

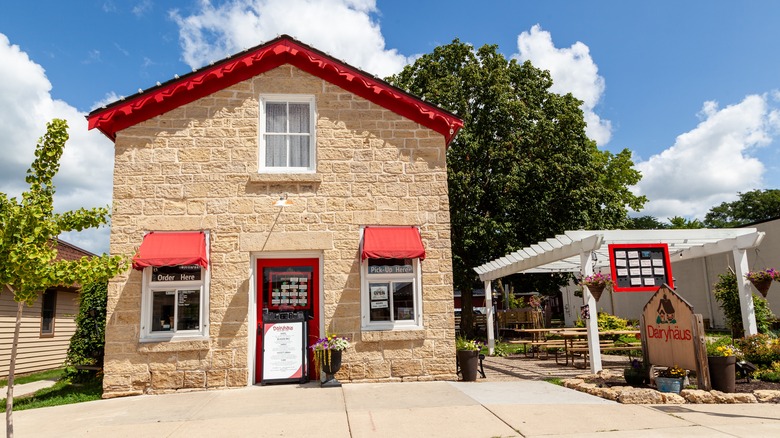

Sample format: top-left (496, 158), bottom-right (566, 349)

top-left (575, 312), bottom-right (630, 331)
top-left (736, 334), bottom-right (780, 365)
top-left (753, 361), bottom-right (780, 383)
top-left (65, 282), bottom-right (107, 382)
top-left (713, 271), bottom-right (775, 335)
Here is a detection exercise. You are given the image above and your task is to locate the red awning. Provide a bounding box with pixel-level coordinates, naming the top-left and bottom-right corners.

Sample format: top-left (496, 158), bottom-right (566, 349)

top-left (361, 227), bottom-right (426, 261)
top-left (132, 232), bottom-right (208, 270)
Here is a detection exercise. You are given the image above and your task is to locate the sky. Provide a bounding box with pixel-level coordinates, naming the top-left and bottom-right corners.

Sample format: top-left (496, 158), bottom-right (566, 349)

top-left (2, 0), bottom-right (780, 255)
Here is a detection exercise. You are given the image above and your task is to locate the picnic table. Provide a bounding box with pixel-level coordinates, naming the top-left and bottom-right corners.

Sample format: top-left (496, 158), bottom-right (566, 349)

top-left (516, 328), bottom-right (641, 365)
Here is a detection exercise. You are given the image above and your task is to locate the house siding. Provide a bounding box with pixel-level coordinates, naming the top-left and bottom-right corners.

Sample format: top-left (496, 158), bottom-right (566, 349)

top-left (0, 287), bottom-right (79, 377)
top-left (104, 65), bottom-right (456, 397)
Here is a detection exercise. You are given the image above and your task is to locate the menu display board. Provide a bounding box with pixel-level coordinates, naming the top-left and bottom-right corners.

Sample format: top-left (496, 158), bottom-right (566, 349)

top-left (608, 243), bottom-right (674, 292)
top-left (261, 319), bottom-right (306, 384)
top-left (265, 270), bottom-right (311, 310)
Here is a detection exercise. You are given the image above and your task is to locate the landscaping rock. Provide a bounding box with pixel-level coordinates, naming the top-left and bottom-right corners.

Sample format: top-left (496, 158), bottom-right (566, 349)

top-left (754, 390), bottom-right (780, 403)
top-left (618, 388), bottom-right (665, 404)
top-left (661, 392), bottom-right (686, 404)
top-left (711, 391), bottom-right (757, 404)
top-left (681, 389), bottom-right (716, 404)
top-left (562, 378), bottom-right (584, 389)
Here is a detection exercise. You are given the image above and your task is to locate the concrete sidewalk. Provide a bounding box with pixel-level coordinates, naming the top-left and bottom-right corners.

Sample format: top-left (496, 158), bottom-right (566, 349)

top-left (12, 380), bottom-right (780, 437)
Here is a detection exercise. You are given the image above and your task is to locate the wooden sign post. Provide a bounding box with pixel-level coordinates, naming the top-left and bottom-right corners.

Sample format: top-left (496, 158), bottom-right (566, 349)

top-left (641, 284), bottom-right (710, 390)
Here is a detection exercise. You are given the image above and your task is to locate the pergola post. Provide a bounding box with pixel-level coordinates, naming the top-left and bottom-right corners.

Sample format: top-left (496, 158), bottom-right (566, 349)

top-left (485, 280), bottom-right (495, 355)
top-left (580, 251), bottom-right (602, 373)
top-left (732, 247), bottom-right (758, 336)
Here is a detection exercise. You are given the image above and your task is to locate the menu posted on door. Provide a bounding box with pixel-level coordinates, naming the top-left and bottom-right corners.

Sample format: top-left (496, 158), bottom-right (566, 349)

top-left (262, 320), bottom-right (306, 384)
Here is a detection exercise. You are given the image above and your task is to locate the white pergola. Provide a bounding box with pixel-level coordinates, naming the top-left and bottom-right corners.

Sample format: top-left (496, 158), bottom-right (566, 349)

top-left (473, 229), bottom-right (765, 373)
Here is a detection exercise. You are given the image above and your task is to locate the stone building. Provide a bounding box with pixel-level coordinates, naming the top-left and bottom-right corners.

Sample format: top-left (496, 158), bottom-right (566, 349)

top-left (87, 35), bottom-right (463, 397)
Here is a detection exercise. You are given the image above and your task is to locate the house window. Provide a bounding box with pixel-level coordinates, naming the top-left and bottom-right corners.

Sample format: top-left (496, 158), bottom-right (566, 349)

top-left (259, 95), bottom-right (316, 173)
top-left (141, 265), bottom-right (208, 341)
top-left (361, 258), bottom-right (422, 330)
top-left (40, 290), bottom-right (57, 336)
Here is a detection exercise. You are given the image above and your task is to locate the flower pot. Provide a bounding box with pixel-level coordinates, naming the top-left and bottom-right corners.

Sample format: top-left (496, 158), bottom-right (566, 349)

top-left (319, 349), bottom-right (343, 387)
top-left (655, 377), bottom-right (683, 394)
top-left (586, 283), bottom-right (606, 301)
top-left (457, 349), bottom-right (479, 382)
top-left (624, 368), bottom-right (646, 386)
top-left (750, 277), bottom-right (772, 297)
top-left (708, 355), bottom-right (736, 393)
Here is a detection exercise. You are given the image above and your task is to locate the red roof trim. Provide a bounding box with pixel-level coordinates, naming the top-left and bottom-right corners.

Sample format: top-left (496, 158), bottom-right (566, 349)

top-left (88, 35), bottom-right (463, 144)
top-left (361, 226), bottom-right (426, 261)
top-left (132, 231), bottom-right (208, 270)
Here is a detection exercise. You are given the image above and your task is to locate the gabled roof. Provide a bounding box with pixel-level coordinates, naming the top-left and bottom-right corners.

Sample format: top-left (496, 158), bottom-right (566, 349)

top-left (87, 35), bottom-right (463, 144)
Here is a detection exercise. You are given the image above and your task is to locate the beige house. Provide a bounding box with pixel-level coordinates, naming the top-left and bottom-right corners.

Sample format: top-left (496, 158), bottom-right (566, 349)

top-left (0, 240), bottom-right (92, 377)
top-left (88, 35), bottom-right (463, 397)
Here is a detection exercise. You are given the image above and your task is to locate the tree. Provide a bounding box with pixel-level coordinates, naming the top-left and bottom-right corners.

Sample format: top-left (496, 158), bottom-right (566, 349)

top-left (704, 189), bottom-right (780, 228)
top-left (387, 41), bottom-right (646, 336)
top-left (713, 271), bottom-right (774, 336)
top-left (0, 119), bottom-right (125, 437)
top-left (626, 215), bottom-right (668, 230)
top-left (667, 216), bottom-right (704, 229)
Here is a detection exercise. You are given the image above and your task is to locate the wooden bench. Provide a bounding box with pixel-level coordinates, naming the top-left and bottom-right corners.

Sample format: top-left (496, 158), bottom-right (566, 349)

top-left (565, 341), bottom-right (643, 367)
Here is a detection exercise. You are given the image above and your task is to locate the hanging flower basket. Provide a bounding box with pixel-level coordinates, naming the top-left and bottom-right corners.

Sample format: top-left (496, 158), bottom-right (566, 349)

top-left (581, 272), bottom-right (613, 302)
top-left (587, 283), bottom-right (606, 301)
top-left (745, 268), bottom-right (779, 298)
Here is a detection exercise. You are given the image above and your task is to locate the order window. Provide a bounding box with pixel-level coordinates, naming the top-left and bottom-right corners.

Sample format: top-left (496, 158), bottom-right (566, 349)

top-left (259, 94), bottom-right (316, 173)
top-left (361, 258), bottom-right (422, 330)
top-left (141, 265), bottom-right (208, 341)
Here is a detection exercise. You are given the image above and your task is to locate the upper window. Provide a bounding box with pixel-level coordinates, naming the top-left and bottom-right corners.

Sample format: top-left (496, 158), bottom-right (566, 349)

top-left (259, 95), bottom-right (316, 173)
top-left (40, 290), bottom-right (57, 336)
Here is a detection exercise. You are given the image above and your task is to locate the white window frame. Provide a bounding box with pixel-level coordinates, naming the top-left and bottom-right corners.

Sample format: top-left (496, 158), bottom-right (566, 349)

top-left (258, 94), bottom-right (316, 173)
top-left (139, 234), bottom-right (210, 343)
top-left (360, 257), bottom-right (423, 331)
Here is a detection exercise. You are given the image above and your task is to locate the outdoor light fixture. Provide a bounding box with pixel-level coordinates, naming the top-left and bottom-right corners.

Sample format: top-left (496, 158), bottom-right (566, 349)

top-left (274, 193), bottom-right (292, 207)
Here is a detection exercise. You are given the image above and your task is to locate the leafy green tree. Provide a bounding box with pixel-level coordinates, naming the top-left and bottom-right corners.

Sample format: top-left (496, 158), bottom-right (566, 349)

top-left (626, 215), bottom-right (668, 230)
top-left (667, 216), bottom-right (704, 229)
top-left (704, 189), bottom-right (780, 228)
top-left (387, 40), bottom-right (646, 336)
top-left (0, 120), bottom-right (125, 437)
top-left (713, 271), bottom-right (774, 337)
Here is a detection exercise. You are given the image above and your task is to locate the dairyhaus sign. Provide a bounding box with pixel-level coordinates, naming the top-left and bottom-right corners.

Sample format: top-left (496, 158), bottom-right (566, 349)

top-left (642, 285), bottom-right (698, 371)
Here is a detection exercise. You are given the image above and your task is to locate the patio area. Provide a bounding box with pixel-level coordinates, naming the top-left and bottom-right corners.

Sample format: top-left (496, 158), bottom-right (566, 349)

top-left (477, 352), bottom-right (632, 382)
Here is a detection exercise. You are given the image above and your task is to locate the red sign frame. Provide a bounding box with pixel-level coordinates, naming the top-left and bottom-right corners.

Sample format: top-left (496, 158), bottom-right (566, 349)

top-left (608, 243), bottom-right (674, 292)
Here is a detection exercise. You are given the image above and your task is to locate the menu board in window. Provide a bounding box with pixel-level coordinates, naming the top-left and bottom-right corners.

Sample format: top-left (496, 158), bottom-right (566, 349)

top-left (264, 269), bottom-right (312, 311)
top-left (608, 243), bottom-right (674, 292)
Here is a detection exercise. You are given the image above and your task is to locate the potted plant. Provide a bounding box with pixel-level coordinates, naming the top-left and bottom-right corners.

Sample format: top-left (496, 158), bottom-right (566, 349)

top-left (580, 272), bottom-right (613, 302)
top-left (707, 339), bottom-right (740, 393)
top-left (623, 359), bottom-right (647, 386)
top-left (655, 365), bottom-right (686, 394)
top-left (745, 268), bottom-right (779, 297)
top-left (310, 333), bottom-right (350, 387)
top-left (456, 337), bottom-right (482, 381)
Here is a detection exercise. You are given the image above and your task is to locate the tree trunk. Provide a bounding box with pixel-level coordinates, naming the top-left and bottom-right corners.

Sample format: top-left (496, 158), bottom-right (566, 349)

top-left (6, 299), bottom-right (23, 438)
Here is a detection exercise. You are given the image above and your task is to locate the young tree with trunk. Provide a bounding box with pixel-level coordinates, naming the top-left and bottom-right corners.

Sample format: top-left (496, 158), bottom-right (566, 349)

top-left (0, 119), bottom-right (125, 437)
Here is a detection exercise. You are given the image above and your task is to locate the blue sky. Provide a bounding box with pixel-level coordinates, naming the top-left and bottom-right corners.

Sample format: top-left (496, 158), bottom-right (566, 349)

top-left (2, 0), bottom-right (780, 254)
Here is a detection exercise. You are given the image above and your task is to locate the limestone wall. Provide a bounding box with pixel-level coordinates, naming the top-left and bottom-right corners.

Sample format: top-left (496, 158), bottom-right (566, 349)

top-left (104, 65), bottom-right (456, 397)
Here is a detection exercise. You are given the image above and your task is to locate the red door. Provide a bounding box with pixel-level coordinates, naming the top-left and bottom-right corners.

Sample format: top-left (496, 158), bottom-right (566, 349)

top-left (256, 258), bottom-right (320, 383)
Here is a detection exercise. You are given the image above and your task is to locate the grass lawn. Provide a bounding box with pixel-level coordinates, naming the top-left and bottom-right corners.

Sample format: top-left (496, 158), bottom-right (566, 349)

top-left (1, 369), bottom-right (102, 411)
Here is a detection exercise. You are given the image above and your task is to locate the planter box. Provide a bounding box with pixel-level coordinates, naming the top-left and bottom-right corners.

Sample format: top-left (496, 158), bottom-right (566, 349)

top-left (656, 377), bottom-right (683, 394)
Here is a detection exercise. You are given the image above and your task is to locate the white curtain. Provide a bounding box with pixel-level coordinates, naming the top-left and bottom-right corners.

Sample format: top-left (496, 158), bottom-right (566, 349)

top-left (265, 102), bottom-right (310, 167)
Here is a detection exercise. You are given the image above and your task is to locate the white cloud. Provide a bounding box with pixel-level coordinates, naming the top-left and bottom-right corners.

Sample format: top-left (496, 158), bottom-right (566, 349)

top-left (0, 33), bottom-right (114, 254)
top-left (170, 0), bottom-right (409, 78)
top-left (514, 24), bottom-right (612, 146)
top-left (633, 94), bottom-right (779, 220)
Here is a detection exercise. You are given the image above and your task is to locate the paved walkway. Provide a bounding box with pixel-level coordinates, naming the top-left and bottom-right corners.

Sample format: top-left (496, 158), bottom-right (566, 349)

top-left (12, 380), bottom-right (780, 437)
top-left (8, 355), bottom-right (780, 437)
